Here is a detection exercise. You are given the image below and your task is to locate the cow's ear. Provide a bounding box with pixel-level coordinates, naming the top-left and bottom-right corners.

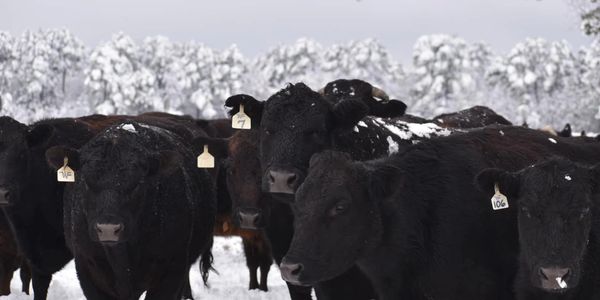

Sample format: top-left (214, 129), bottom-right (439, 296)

top-left (191, 136), bottom-right (230, 160)
top-left (27, 124), bottom-right (54, 148)
top-left (46, 146), bottom-right (81, 171)
top-left (368, 99), bottom-right (407, 118)
top-left (225, 94), bottom-right (264, 127)
top-left (332, 99), bottom-right (370, 130)
top-left (149, 150), bottom-right (182, 178)
top-left (367, 163), bottom-right (404, 201)
top-left (475, 168), bottom-right (520, 198)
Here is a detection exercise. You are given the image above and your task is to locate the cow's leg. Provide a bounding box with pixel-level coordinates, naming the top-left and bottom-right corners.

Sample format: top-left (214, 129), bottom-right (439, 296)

top-left (181, 271), bottom-right (194, 300)
top-left (241, 237), bottom-right (260, 290)
top-left (20, 262), bottom-right (32, 294)
top-left (31, 271), bottom-right (51, 300)
top-left (145, 265), bottom-right (188, 300)
top-left (74, 260), bottom-right (119, 300)
top-left (256, 234), bottom-right (273, 291)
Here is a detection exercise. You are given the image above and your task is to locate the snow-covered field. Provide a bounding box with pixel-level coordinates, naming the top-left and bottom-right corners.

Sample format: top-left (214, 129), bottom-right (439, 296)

top-left (0, 237), bottom-right (292, 300)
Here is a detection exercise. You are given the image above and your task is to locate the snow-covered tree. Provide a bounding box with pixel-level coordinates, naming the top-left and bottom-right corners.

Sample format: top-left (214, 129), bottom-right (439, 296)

top-left (567, 0), bottom-right (600, 37)
top-left (320, 38), bottom-right (404, 94)
top-left (410, 34), bottom-right (474, 115)
top-left (487, 39), bottom-right (577, 104)
top-left (0, 32), bottom-right (16, 111)
top-left (253, 38), bottom-right (323, 95)
top-left (84, 32), bottom-right (159, 114)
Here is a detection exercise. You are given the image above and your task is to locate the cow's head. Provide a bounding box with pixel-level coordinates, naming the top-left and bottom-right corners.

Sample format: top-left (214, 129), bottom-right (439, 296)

top-left (280, 151), bottom-right (384, 285)
top-left (477, 158), bottom-right (600, 293)
top-left (193, 130), bottom-right (270, 230)
top-left (46, 123), bottom-right (181, 245)
top-left (319, 79), bottom-right (406, 118)
top-left (0, 117), bottom-right (54, 206)
top-left (226, 83), bottom-right (373, 197)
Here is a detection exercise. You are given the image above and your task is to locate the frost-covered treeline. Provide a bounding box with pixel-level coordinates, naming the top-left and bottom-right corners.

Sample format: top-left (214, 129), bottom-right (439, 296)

top-left (0, 29), bottom-right (599, 131)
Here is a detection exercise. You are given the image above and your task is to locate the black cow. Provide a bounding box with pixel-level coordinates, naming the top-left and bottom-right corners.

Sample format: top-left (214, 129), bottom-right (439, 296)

top-left (194, 131), bottom-right (314, 299)
top-left (46, 121), bottom-right (215, 300)
top-left (281, 126), bottom-right (600, 300)
top-left (432, 105), bottom-right (512, 128)
top-left (0, 113), bottom-right (215, 300)
top-left (224, 83), bottom-right (452, 299)
top-left (0, 116), bottom-right (100, 300)
top-left (225, 82), bottom-right (449, 195)
top-left (477, 158), bottom-right (600, 299)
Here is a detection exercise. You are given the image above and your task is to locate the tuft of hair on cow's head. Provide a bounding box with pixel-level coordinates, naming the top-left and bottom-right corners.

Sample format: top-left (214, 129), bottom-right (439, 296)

top-left (281, 150), bottom-right (383, 286)
top-left (148, 150), bottom-right (182, 178)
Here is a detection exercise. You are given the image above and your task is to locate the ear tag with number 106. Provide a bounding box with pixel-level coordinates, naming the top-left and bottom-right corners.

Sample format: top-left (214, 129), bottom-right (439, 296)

top-left (57, 157), bottom-right (75, 182)
top-left (197, 145), bottom-right (215, 169)
top-left (232, 104), bottom-right (252, 130)
top-left (491, 183), bottom-right (509, 210)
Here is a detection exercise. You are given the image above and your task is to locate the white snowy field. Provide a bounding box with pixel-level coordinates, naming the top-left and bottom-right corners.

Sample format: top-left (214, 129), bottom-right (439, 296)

top-left (0, 237), bottom-right (293, 300)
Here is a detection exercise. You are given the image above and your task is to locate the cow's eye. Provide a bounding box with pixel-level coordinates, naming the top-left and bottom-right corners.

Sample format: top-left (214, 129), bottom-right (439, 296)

top-left (329, 204), bottom-right (346, 217)
top-left (521, 206), bottom-right (532, 218)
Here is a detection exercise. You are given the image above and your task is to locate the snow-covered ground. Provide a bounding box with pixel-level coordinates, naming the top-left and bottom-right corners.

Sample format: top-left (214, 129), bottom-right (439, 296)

top-left (0, 237), bottom-right (292, 300)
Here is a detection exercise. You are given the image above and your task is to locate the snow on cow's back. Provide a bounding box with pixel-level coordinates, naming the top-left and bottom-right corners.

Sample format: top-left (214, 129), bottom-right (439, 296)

top-left (355, 117), bottom-right (453, 155)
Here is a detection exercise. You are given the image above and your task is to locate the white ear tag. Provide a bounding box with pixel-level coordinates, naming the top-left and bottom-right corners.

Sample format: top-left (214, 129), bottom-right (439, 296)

top-left (57, 157), bottom-right (75, 182)
top-left (197, 145), bottom-right (215, 169)
top-left (491, 183), bottom-right (509, 210)
top-left (232, 104), bottom-right (252, 130)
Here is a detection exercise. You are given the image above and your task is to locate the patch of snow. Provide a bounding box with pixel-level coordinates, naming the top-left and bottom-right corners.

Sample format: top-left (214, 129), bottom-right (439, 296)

top-left (119, 123), bottom-right (137, 133)
top-left (358, 121), bottom-right (368, 128)
top-left (499, 130), bottom-right (505, 136)
top-left (353, 126), bottom-right (359, 133)
top-left (548, 138), bottom-right (557, 144)
top-left (565, 175), bottom-right (572, 181)
top-left (0, 237), bottom-right (292, 300)
top-left (387, 136), bottom-right (399, 154)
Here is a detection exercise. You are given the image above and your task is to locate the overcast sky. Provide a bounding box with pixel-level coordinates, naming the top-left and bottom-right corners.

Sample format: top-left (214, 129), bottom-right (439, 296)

top-left (1, 0), bottom-right (593, 62)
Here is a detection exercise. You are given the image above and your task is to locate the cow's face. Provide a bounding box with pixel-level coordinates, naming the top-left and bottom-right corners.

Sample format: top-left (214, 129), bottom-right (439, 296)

top-left (226, 131), bottom-right (271, 229)
top-left (477, 158), bottom-right (600, 293)
top-left (281, 151), bottom-right (382, 285)
top-left (259, 83), bottom-right (369, 196)
top-left (47, 126), bottom-right (180, 245)
top-left (0, 117), bottom-right (53, 206)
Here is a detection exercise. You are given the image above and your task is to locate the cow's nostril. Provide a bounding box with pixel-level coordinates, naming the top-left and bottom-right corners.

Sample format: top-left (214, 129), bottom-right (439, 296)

top-left (287, 174), bottom-right (297, 186)
top-left (268, 172), bottom-right (276, 184)
top-left (290, 263), bottom-right (303, 276)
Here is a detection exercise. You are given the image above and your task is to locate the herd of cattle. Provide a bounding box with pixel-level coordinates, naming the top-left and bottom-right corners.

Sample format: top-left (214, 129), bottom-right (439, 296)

top-left (0, 78), bottom-right (598, 300)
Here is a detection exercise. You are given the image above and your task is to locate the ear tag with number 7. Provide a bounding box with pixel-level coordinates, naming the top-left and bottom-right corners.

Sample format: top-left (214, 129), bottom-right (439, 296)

top-left (491, 183), bottom-right (509, 210)
top-left (197, 145), bottom-right (215, 169)
top-left (57, 157), bottom-right (75, 182)
top-left (232, 104), bottom-right (252, 130)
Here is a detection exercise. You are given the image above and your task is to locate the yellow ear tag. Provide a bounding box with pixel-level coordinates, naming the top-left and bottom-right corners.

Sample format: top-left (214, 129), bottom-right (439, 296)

top-left (232, 104), bottom-right (252, 130)
top-left (491, 183), bottom-right (509, 210)
top-left (197, 145), bottom-right (215, 169)
top-left (57, 157), bottom-right (75, 182)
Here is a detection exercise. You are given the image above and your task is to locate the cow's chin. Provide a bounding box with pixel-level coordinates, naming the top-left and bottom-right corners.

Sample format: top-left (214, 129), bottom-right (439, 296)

top-left (294, 260), bottom-right (354, 286)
